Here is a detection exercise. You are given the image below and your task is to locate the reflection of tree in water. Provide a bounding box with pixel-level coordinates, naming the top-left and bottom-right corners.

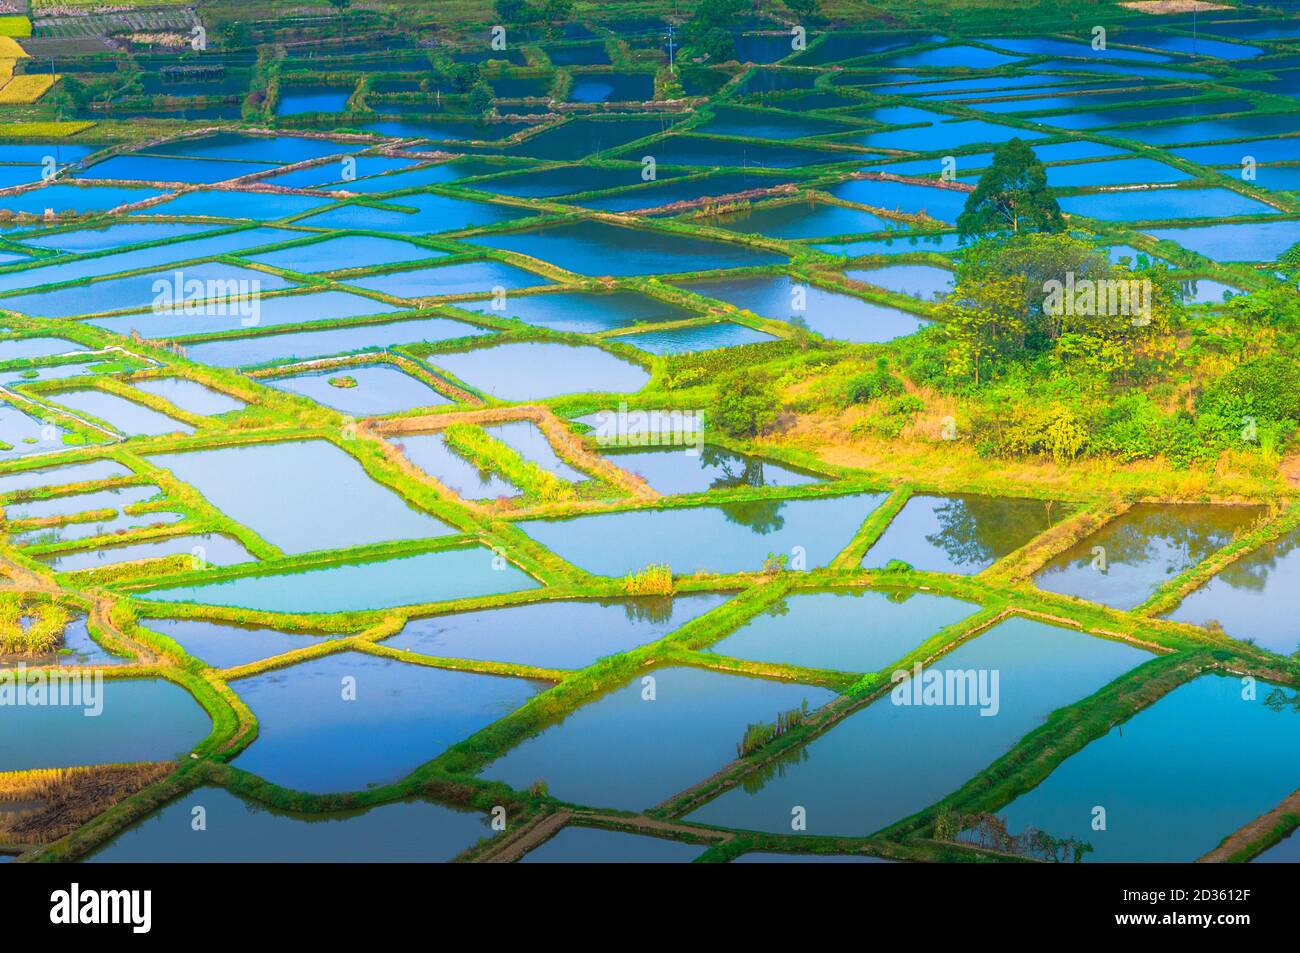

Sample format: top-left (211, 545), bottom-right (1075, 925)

top-left (718, 498), bottom-right (786, 535)
top-left (925, 496), bottom-right (1057, 568)
top-left (1263, 687), bottom-right (1300, 714)
top-left (1214, 529), bottom-right (1300, 593)
top-left (763, 597), bottom-right (791, 619)
top-left (740, 744), bottom-right (810, 794)
top-left (700, 445), bottom-right (769, 492)
top-left (611, 595), bottom-right (676, 626)
top-left (1060, 505), bottom-right (1264, 573)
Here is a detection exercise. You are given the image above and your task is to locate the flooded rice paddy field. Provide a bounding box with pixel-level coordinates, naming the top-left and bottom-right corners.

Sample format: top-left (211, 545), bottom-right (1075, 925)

top-left (0, 7), bottom-right (1298, 865)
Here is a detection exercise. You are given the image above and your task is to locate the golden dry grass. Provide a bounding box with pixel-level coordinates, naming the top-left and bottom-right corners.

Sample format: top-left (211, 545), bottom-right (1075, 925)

top-left (0, 74), bottom-right (56, 104)
top-left (0, 763), bottom-right (174, 845)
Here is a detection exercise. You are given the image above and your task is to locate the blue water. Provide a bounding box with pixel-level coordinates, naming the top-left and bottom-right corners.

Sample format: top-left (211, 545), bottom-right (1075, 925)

top-left (863, 494), bottom-right (1062, 574)
top-left (91, 290), bottom-right (398, 339)
top-left (87, 785), bottom-right (492, 862)
top-left (266, 364), bottom-right (450, 416)
top-left (481, 665), bottom-right (837, 810)
top-left (0, 458), bottom-right (130, 494)
top-left (138, 546), bottom-right (539, 612)
top-left (997, 674), bottom-right (1300, 862)
top-left (0, 677), bottom-right (211, 772)
top-left (390, 433), bottom-right (519, 500)
top-left (148, 440), bottom-right (452, 554)
top-left (245, 235), bottom-right (445, 274)
top-left (429, 342), bottom-right (649, 400)
top-left (519, 492), bottom-right (887, 575)
top-left (604, 445), bottom-right (819, 495)
top-left (346, 260), bottom-right (550, 298)
top-left (451, 289), bottom-right (694, 334)
top-left (52, 390), bottom-right (194, 436)
top-left (142, 617), bottom-right (343, 669)
top-left (687, 617), bottom-right (1153, 835)
top-left (465, 220), bottom-right (786, 276)
top-left (678, 275), bottom-right (928, 343)
top-left (616, 322), bottom-right (776, 354)
top-left (184, 316), bottom-right (492, 368)
top-left (128, 378), bottom-right (245, 416)
top-left (231, 651), bottom-right (541, 793)
top-left (385, 592), bottom-right (730, 669)
top-left (41, 533), bottom-right (255, 573)
top-left (707, 588), bottom-right (977, 672)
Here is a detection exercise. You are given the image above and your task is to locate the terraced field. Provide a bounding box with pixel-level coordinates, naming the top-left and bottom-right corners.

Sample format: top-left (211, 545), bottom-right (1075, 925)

top-left (0, 0), bottom-right (1299, 866)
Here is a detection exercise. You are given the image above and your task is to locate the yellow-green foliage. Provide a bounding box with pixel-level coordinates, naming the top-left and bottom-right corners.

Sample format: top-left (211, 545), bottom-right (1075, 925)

top-left (0, 18), bottom-right (30, 40)
top-left (0, 594), bottom-right (70, 656)
top-left (622, 563), bottom-right (674, 595)
top-left (0, 121), bottom-right (93, 137)
top-left (443, 423), bottom-right (576, 503)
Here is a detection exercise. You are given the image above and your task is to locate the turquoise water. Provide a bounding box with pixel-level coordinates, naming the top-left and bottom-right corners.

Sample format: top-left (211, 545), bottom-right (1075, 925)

top-left (678, 275), bottom-right (928, 343)
top-left (863, 494), bottom-right (1061, 574)
top-left (568, 73), bottom-right (655, 103)
top-left (2, 262), bottom-right (294, 318)
top-left (142, 617), bottom-right (342, 668)
top-left (451, 289), bottom-right (695, 334)
top-left (1146, 220), bottom-right (1300, 262)
top-left (519, 492), bottom-right (887, 575)
top-left (52, 390), bottom-right (194, 436)
top-left (5, 483), bottom-right (161, 520)
top-left (16, 222), bottom-right (215, 254)
top-left (385, 592), bottom-right (729, 669)
top-left (265, 364), bottom-right (450, 415)
top-left (429, 342), bottom-right (650, 400)
top-left (616, 322), bottom-right (777, 354)
top-left (345, 259), bottom-right (550, 298)
top-left (298, 193), bottom-right (533, 234)
top-left (520, 826), bottom-right (706, 862)
top-left (1034, 503), bottom-right (1262, 610)
top-left (245, 235), bottom-right (445, 273)
top-left (686, 617), bottom-right (1152, 835)
top-left (184, 316), bottom-right (492, 368)
top-left (707, 588), bottom-right (977, 672)
top-left (830, 179), bottom-right (970, 224)
top-left (87, 785), bottom-right (492, 862)
top-left (1045, 157), bottom-right (1192, 187)
top-left (41, 533), bottom-right (254, 573)
top-left (814, 232), bottom-right (963, 257)
top-left (148, 189), bottom-right (333, 221)
top-left (695, 106), bottom-right (853, 140)
top-left (0, 677), bottom-right (211, 771)
top-left (261, 155), bottom-right (416, 189)
top-left (576, 171), bottom-right (797, 212)
top-left (997, 674), bottom-right (1300, 862)
top-left (713, 201), bottom-right (890, 240)
top-left (390, 433), bottom-right (519, 500)
top-left (14, 510), bottom-right (183, 546)
top-left (618, 134), bottom-right (859, 169)
top-left (276, 85), bottom-right (353, 115)
top-left (0, 227), bottom-right (300, 295)
top-left (138, 546), bottom-right (539, 612)
top-left (0, 184), bottom-right (162, 215)
top-left (1166, 527), bottom-right (1300, 655)
top-left (504, 117), bottom-right (684, 161)
top-left (604, 445), bottom-right (819, 495)
top-left (0, 336), bottom-right (86, 361)
top-left (0, 401), bottom-right (63, 455)
top-left (148, 440), bottom-right (452, 554)
top-left (465, 220), bottom-right (786, 275)
top-left (0, 458), bottom-right (130, 495)
top-left (129, 378), bottom-right (246, 415)
top-left (94, 290), bottom-right (401, 339)
top-left (847, 264), bottom-right (953, 299)
top-left (481, 665), bottom-right (836, 810)
top-left (231, 650), bottom-right (541, 793)
top-left (486, 420), bottom-right (586, 481)
top-left (1057, 188), bottom-right (1275, 222)
top-left (79, 156), bottom-right (278, 185)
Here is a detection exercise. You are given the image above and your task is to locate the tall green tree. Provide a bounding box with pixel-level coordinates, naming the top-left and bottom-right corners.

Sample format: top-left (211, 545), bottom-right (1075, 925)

top-left (957, 138), bottom-right (1064, 239)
